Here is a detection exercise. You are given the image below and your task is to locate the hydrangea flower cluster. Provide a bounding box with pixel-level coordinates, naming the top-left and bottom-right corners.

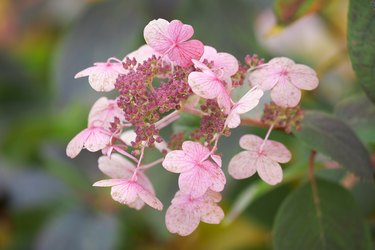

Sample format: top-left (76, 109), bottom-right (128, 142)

top-left (67, 18), bottom-right (319, 236)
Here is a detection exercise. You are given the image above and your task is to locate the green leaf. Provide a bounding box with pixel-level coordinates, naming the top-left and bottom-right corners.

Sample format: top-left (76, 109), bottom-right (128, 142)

top-left (172, 112), bottom-right (201, 135)
top-left (295, 111), bottom-right (373, 180)
top-left (334, 94), bottom-right (375, 143)
top-left (347, 0), bottom-right (375, 103)
top-left (273, 0), bottom-right (323, 25)
top-left (273, 179), bottom-right (372, 250)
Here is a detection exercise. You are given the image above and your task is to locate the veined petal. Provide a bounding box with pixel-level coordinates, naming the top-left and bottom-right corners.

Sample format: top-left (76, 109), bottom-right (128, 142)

top-left (168, 39), bottom-right (204, 67)
top-left (239, 134), bottom-right (263, 151)
top-left (188, 71), bottom-right (222, 99)
top-left (228, 151), bottom-right (257, 179)
top-left (165, 203), bottom-right (200, 236)
top-left (143, 18), bottom-right (172, 53)
top-left (168, 20), bottom-right (194, 43)
top-left (66, 128), bottom-right (91, 158)
top-left (162, 150), bottom-right (195, 173)
top-left (289, 64), bottom-right (319, 90)
top-left (263, 141), bottom-right (292, 164)
top-left (137, 185), bottom-right (163, 211)
top-left (270, 80), bottom-right (301, 107)
top-left (234, 88), bottom-right (264, 114)
top-left (110, 182), bottom-right (138, 205)
top-left (98, 154), bottom-right (135, 179)
top-left (93, 178), bottom-right (125, 187)
top-left (199, 202), bottom-right (224, 224)
top-left (256, 156), bottom-right (283, 185)
top-left (178, 167), bottom-right (211, 198)
top-left (182, 141), bottom-right (210, 162)
top-left (83, 127), bottom-right (111, 152)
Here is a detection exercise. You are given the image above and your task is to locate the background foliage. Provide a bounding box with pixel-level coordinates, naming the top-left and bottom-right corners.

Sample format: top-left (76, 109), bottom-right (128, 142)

top-left (0, 0), bottom-right (374, 249)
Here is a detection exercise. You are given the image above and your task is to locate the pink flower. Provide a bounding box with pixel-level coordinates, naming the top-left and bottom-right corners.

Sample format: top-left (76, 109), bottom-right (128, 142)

top-left (165, 190), bottom-right (224, 236)
top-left (162, 141), bottom-right (226, 198)
top-left (75, 60), bottom-right (126, 92)
top-left (66, 125), bottom-right (112, 158)
top-left (228, 134), bottom-right (291, 185)
top-left (93, 154), bottom-right (163, 210)
top-left (188, 60), bottom-right (232, 114)
top-left (200, 46), bottom-right (239, 79)
top-left (88, 97), bottom-right (125, 128)
top-left (226, 87), bottom-right (264, 129)
top-left (248, 57), bottom-right (319, 107)
top-left (143, 19), bottom-right (204, 67)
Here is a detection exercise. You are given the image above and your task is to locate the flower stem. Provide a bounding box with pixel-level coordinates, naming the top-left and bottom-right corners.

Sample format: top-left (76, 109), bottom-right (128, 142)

top-left (259, 123), bottom-right (274, 152)
top-left (155, 111), bottom-right (180, 129)
top-left (140, 158), bottom-right (164, 170)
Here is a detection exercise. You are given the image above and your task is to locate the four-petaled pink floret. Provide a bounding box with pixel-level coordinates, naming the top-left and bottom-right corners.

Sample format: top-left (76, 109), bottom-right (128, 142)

top-left (75, 61), bottom-right (127, 92)
top-left (93, 154), bottom-right (163, 210)
top-left (248, 57), bottom-right (319, 107)
top-left (162, 141), bottom-right (226, 198)
top-left (144, 18), bottom-right (204, 67)
top-left (166, 190), bottom-right (224, 236)
top-left (228, 134), bottom-right (291, 185)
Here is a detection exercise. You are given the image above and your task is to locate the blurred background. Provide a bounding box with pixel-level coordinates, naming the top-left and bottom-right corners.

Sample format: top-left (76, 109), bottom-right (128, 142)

top-left (1, 0), bottom-right (373, 249)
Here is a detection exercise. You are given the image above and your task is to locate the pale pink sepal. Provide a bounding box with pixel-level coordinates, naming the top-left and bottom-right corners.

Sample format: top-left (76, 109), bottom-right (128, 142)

top-left (66, 125), bottom-right (112, 158)
top-left (228, 134), bottom-right (291, 185)
top-left (143, 19), bottom-right (204, 67)
top-left (248, 57), bottom-right (318, 107)
top-left (165, 190), bottom-right (224, 236)
top-left (75, 61), bottom-right (126, 92)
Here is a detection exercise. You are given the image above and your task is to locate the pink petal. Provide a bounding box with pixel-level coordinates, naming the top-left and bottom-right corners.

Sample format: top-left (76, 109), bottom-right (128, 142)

top-left (188, 71), bottom-right (222, 99)
top-left (210, 154), bottom-right (222, 167)
top-left (165, 203), bottom-right (200, 236)
top-left (167, 20), bottom-right (194, 43)
top-left (137, 185), bottom-right (163, 210)
top-left (205, 162), bottom-right (226, 193)
top-left (93, 178), bottom-right (125, 187)
top-left (182, 141), bottom-right (210, 162)
top-left (66, 128), bottom-right (91, 158)
top-left (263, 141), bottom-right (292, 163)
top-left (110, 182), bottom-right (138, 204)
top-left (120, 130), bottom-right (137, 146)
top-left (127, 198), bottom-right (145, 210)
top-left (214, 52), bottom-right (239, 78)
top-left (75, 66), bottom-right (97, 78)
top-left (228, 151), bottom-right (257, 179)
top-left (270, 80), bottom-right (301, 107)
top-left (201, 46), bottom-right (217, 60)
top-left (289, 64), bottom-right (319, 90)
top-left (88, 97), bottom-right (124, 127)
top-left (168, 39), bottom-right (204, 67)
top-left (248, 66), bottom-right (280, 90)
top-left (217, 91), bottom-right (232, 114)
top-left (225, 111), bottom-right (241, 129)
top-left (162, 150), bottom-right (195, 173)
top-left (83, 127), bottom-right (111, 152)
top-left (199, 202), bottom-right (224, 224)
top-left (235, 88), bottom-right (264, 114)
top-left (192, 59), bottom-right (211, 72)
top-left (179, 167), bottom-right (211, 198)
top-left (136, 171), bottom-right (156, 194)
top-left (125, 44), bottom-right (162, 64)
top-left (239, 134), bottom-right (263, 151)
top-left (98, 154), bottom-right (135, 179)
top-left (143, 19), bottom-right (172, 54)
top-left (256, 156), bottom-right (283, 185)
top-left (205, 190), bottom-right (222, 203)
top-left (85, 63), bottom-right (125, 92)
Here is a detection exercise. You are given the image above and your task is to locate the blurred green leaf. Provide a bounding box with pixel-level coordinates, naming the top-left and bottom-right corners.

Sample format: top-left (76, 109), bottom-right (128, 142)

top-left (348, 0), bottom-right (375, 104)
top-left (334, 94), bottom-right (375, 144)
top-left (36, 208), bottom-right (119, 250)
top-left (172, 112), bottom-right (200, 135)
top-left (273, 179), bottom-right (372, 250)
top-left (273, 0), bottom-right (323, 25)
top-left (295, 111), bottom-right (373, 180)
